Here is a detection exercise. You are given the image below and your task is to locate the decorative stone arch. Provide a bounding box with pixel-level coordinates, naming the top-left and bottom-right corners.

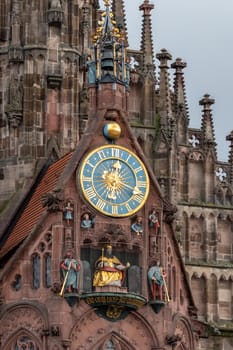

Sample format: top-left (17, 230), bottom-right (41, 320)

top-left (219, 274), bottom-right (232, 320)
top-left (205, 152), bottom-right (215, 203)
top-left (50, 342), bottom-right (63, 350)
top-left (62, 56), bottom-right (72, 76)
top-left (35, 54), bottom-right (46, 75)
top-left (187, 151), bottom-right (205, 202)
top-left (137, 135), bottom-right (144, 151)
top-left (206, 212), bottom-right (216, 239)
top-left (217, 214), bottom-right (232, 261)
top-left (179, 211), bottom-right (188, 258)
top-left (190, 273), bottom-right (207, 320)
top-left (200, 272), bottom-right (208, 280)
top-left (25, 53), bottom-right (34, 74)
top-left (225, 186), bottom-right (232, 205)
top-left (94, 332), bottom-right (136, 350)
top-left (178, 152), bottom-right (188, 201)
top-left (189, 213), bottom-right (205, 260)
top-left (209, 273), bottom-right (218, 321)
top-left (191, 271), bottom-right (200, 279)
top-left (172, 314), bottom-right (196, 350)
top-left (81, 237), bottom-right (97, 246)
top-left (0, 302), bottom-right (49, 349)
top-left (188, 150), bottom-right (205, 162)
top-left (29, 227), bottom-right (53, 290)
top-left (3, 328), bottom-right (41, 350)
top-left (214, 185), bottom-right (224, 205)
top-left (69, 308), bottom-right (159, 350)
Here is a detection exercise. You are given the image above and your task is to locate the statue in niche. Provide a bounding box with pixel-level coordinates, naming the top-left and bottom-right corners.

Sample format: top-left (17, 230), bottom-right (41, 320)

top-left (7, 75), bottom-right (23, 111)
top-left (148, 208), bottom-right (160, 234)
top-left (131, 216), bottom-right (143, 235)
top-left (86, 55), bottom-right (96, 84)
top-left (60, 250), bottom-right (81, 295)
top-left (93, 245), bottom-right (130, 287)
top-left (80, 212), bottom-right (95, 229)
top-left (11, 274), bottom-right (22, 291)
top-left (63, 201), bottom-right (74, 226)
top-left (124, 56), bottom-right (131, 87)
top-left (148, 261), bottom-right (169, 302)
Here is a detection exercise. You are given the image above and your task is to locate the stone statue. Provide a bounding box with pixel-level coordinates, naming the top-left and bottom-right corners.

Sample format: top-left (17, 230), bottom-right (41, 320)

top-left (86, 55), bottom-right (96, 84)
top-left (148, 262), bottom-right (167, 301)
top-left (8, 75), bottom-right (23, 111)
top-left (93, 245), bottom-right (130, 287)
top-left (131, 216), bottom-right (143, 235)
top-left (60, 251), bottom-right (81, 294)
top-left (63, 201), bottom-right (74, 226)
top-left (80, 213), bottom-right (94, 229)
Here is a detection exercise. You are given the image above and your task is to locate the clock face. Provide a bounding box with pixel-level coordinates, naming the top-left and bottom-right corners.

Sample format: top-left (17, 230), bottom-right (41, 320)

top-left (78, 145), bottom-right (150, 217)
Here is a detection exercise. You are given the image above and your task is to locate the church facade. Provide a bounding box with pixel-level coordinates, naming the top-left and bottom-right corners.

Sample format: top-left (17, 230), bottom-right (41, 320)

top-left (0, 1), bottom-right (232, 349)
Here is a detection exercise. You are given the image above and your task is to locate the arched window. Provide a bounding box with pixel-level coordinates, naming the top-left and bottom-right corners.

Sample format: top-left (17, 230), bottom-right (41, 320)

top-left (44, 254), bottom-right (51, 288)
top-left (31, 232), bottom-right (52, 290)
top-left (14, 335), bottom-right (38, 349)
top-left (105, 339), bottom-right (116, 349)
top-left (32, 254), bottom-right (40, 289)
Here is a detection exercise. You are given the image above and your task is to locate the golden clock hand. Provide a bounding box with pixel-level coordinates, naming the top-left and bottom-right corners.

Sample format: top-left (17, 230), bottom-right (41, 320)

top-left (118, 181), bottom-right (142, 195)
top-left (133, 187), bottom-right (142, 195)
top-left (107, 187), bottom-right (117, 200)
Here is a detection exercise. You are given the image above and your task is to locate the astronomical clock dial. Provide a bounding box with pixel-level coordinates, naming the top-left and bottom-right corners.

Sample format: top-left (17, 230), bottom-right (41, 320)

top-left (78, 145), bottom-right (150, 217)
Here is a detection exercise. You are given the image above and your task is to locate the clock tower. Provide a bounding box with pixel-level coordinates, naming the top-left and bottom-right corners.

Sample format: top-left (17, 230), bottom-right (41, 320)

top-left (0, 1), bottom-right (200, 349)
top-left (75, 0), bottom-right (161, 318)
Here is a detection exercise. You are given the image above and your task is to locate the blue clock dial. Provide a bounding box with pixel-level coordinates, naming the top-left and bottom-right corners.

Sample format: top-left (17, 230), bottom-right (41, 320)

top-left (78, 145), bottom-right (150, 217)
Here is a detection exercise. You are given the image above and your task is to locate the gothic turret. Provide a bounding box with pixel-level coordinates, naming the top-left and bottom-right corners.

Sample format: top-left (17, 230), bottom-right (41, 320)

top-left (87, 0), bottom-right (129, 115)
top-left (199, 93), bottom-right (217, 157)
top-left (156, 49), bottom-right (173, 133)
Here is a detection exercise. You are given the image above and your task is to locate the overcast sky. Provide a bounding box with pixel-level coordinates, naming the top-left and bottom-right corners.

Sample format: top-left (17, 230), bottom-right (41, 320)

top-left (99, 0), bottom-right (233, 161)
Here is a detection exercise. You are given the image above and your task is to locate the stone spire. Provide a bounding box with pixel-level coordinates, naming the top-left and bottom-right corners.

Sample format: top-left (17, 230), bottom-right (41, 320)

top-left (156, 49), bottom-right (173, 132)
top-left (111, 0), bottom-right (128, 47)
top-left (199, 94), bottom-right (217, 155)
top-left (139, 0), bottom-right (156, 125)
top-left (139, 0), bottom-right (155, 76)
top-left (171, 58), bottom-right (188, 116)
top-left (171, 58), bottom-right (189, 144)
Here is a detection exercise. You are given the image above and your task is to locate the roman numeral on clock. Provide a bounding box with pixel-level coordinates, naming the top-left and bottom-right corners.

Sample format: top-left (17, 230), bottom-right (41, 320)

top-left (134, 165), bottom-right (143, 173)
top-left (85, 187), bottom-right (96, 199)
top-left (82, 176), bottom-right (92, 182)
top-left (111, 148), bottom-right (120, 158)
top-left (96, 199), bottom-right (106, 210)
top-left (125, 203), bottom-right (132, 212)
top-left (112, 205), bottom-right (118, 215)
top-left (137, 180), bottom-right (147, 188)
top-left (133, 193), bottom-right (144, 203)
top-left (97, 150), bottom-right (107, 159)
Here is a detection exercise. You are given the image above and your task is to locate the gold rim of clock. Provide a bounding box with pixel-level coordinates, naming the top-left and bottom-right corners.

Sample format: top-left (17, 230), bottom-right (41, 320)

top-left (78, 145), bottom-right (150, 217)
